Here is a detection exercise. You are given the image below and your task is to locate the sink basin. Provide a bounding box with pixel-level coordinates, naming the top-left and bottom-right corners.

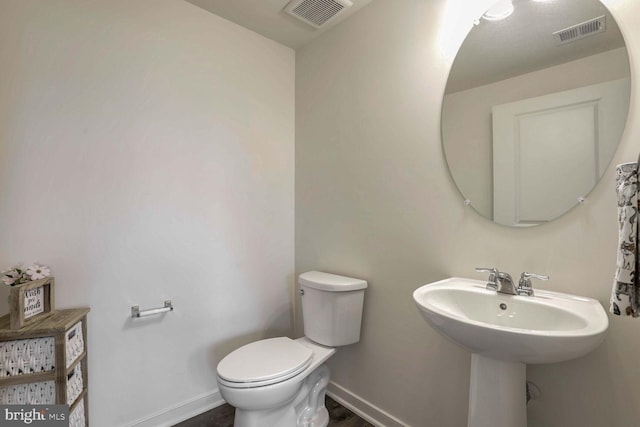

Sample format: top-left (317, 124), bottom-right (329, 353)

top-left (413, 277), bottom-right (609, 427)
top-left (413, 277), bottom-right (608, 364)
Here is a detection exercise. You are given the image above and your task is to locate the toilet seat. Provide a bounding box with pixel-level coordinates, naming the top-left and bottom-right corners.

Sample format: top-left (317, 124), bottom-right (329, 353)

top-left (217, 337), bottom-right (313, 389)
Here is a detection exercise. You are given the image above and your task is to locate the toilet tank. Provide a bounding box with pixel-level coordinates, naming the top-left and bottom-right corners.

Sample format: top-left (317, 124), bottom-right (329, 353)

top-left (298, 271), bottom-right (367, 347)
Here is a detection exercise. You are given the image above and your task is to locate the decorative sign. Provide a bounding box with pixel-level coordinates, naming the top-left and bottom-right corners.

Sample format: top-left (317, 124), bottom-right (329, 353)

top-left (9, 277), bottom-right (55, 330)
top-left (23, 286), bottom-right (45, 319)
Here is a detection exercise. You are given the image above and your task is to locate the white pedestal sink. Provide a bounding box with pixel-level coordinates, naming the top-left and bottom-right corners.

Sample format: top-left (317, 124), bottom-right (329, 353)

top-left (413, 277), bottom-right (608, 427)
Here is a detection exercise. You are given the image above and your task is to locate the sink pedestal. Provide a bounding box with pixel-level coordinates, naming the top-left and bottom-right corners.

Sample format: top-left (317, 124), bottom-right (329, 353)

top-left (468, 354), bottom-right (526, 427)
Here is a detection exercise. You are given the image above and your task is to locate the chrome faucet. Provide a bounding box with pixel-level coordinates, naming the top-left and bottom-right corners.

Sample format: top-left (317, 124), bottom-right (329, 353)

top-left (476, 268), bottom-right (548, 296)
top-left (496, 271), bottom-right (517, 295)
top-left (476, 267), bottom-right (516, 294)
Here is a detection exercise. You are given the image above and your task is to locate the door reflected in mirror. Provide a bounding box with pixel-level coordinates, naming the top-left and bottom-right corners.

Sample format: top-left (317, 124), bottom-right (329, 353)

top-left (441, 0), bottom-right (630, 227)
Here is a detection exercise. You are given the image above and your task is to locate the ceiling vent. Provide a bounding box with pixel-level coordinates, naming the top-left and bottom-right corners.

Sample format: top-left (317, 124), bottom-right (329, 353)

top-left (553, 15), bottom-right (606, 45)
top-left (284, 0), bottom-right (353, 29)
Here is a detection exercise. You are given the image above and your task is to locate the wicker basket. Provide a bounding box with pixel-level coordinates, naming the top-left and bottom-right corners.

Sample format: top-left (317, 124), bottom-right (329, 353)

top-left (69, 397), bottom-right (86, 427)
top-left (0, 380), bottom-right (56, 404)
top-left (0, 337), bottom-right (55, 377)
top-left (66, 321), bottom-right (84, 368)
top-left (67, 363), bottom-right (83, 405)
top-left (0, 320), bottom-right (83, 377)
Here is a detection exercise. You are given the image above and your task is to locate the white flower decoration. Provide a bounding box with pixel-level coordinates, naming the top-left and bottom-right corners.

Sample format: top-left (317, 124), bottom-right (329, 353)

top-left (1, 262), bottom-right (51, 286)
top-left (1, 271), bottom-right (19, 285)
top-left (26, 264), bottom-right (51, 280)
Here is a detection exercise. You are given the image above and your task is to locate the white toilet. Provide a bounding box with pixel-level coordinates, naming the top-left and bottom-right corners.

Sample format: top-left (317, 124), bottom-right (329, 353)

top-left (216, 271), bottom-right (367, 427)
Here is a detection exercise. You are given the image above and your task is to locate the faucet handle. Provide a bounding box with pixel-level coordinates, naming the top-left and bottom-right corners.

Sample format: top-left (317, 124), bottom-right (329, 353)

top-left (475, 267), bottom-right (499, 291)
top-left (521, 272), bottom-right (549, 281)
top-left (475, 267), bottom-right (498, 273)
top-left (517, 272), bottom-right (549, 296)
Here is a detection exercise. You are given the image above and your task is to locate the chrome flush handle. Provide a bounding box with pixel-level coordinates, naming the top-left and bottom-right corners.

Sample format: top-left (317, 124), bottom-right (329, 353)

top-left (517, 272), bottom-right (549, 296)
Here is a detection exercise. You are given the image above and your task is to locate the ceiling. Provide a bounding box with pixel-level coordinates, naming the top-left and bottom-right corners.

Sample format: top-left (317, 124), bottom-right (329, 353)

top-left (184, 0), bottom-right (373, 49)
top-left (183, 0), bottom-right (627, 91)
top-left (446, 0), bottom-right (627, 93)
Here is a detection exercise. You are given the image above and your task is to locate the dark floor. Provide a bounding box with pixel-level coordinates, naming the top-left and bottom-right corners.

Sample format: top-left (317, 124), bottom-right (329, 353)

top-left (174, 396), bottom-right (376, 427)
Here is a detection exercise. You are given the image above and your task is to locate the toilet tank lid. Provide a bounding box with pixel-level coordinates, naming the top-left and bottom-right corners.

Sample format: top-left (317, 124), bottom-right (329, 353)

top-left (298, 271), bottom-right (368, 291)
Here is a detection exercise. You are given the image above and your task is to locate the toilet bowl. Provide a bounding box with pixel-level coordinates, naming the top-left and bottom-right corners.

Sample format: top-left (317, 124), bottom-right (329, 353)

top-left (218, 337), bottom-right (335, 427)
top-left (216, 271), bottom-right (367, 427)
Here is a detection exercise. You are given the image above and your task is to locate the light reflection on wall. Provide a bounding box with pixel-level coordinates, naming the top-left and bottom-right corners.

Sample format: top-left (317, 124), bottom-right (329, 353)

top-left (436, 0), bottom-right (494, 63)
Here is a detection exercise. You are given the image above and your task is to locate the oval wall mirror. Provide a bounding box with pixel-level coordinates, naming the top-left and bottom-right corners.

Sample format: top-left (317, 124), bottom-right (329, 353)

top-left (442, 0), bottom-right (631, 227)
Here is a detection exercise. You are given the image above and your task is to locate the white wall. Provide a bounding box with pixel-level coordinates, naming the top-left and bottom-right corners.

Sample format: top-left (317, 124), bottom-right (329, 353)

top-left (296, 0), bottom-right (640, 426)
top-left (0, 1), bottom-right (294, 426)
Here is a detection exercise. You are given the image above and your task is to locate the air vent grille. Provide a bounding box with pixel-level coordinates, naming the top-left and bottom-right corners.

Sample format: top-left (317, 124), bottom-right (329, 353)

top-left (553, 15), bottom-right (606, 44)
top-left (284, 0), bottom-right (353, 29)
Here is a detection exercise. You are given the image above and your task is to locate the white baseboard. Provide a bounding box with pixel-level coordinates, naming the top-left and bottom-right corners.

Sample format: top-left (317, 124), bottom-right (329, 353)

top-left (326, 381), bottom-right (408, 427)
top-left (127, 390), bottom-right (225, 427)
top-left (127, 383), bottom-right (405, 427)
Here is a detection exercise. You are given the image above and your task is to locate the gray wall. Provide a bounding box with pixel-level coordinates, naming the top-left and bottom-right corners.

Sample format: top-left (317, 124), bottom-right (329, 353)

top-left (296, 0), bottom-right (640, 426)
